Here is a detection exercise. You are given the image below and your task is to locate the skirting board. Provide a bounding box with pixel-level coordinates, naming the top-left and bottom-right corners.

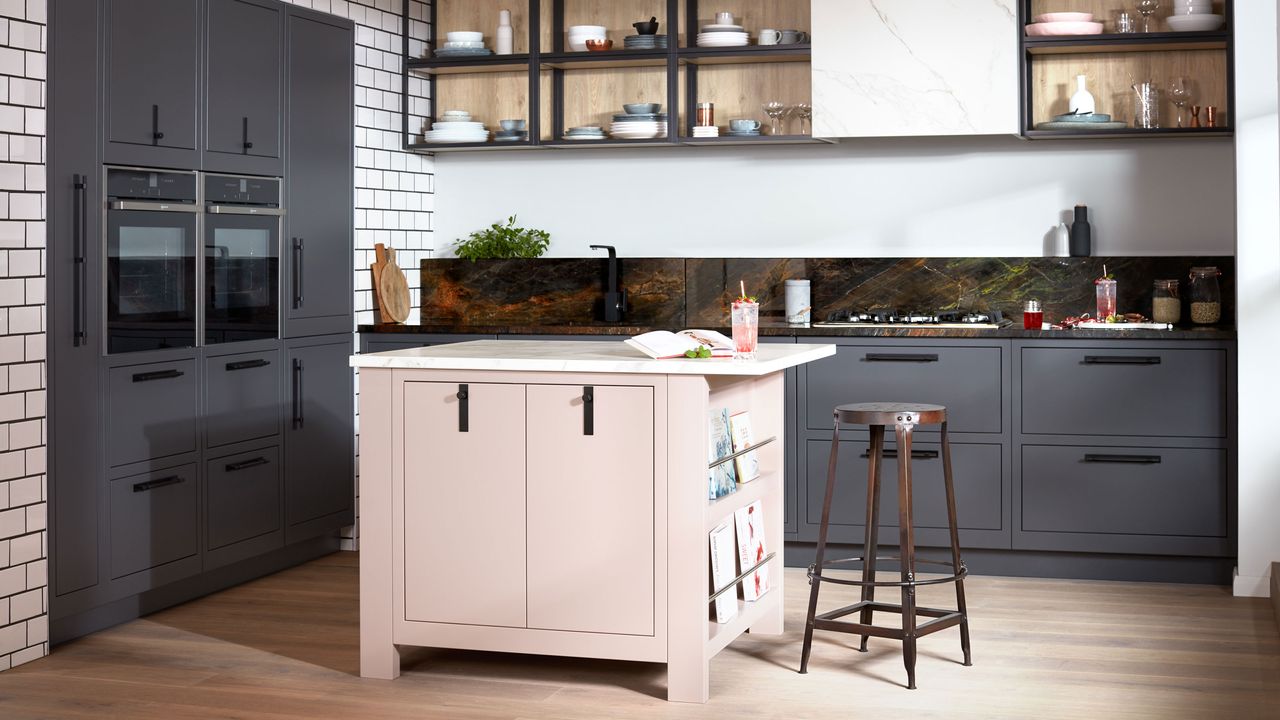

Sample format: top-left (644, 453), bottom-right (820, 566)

top-left (1233, 567), bottom-right (1271, 598)
top-left (1272, 563), bottom-right (1280, 629)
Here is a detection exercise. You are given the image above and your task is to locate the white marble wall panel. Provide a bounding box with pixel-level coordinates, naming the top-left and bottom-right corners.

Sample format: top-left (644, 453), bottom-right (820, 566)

top-left (812, 0), bottom-right (1019, 137)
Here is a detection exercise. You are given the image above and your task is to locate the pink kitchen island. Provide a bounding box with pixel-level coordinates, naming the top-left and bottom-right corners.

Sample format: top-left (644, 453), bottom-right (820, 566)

top-left (351, 339), bottom-right (835, 703)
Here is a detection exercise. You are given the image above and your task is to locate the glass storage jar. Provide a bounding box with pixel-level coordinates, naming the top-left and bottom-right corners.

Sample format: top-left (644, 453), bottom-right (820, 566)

top-left (1188, 266), bottom-right (1221, 324)
top-left (1152, 279), bottom-right (1181, 324)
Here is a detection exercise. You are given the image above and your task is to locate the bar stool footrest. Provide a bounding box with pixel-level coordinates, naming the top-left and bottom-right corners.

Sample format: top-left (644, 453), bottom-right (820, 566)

top-left (812, 600), bottom-right (966, 640)
top-left (806, 555), bottom-right (968, 588)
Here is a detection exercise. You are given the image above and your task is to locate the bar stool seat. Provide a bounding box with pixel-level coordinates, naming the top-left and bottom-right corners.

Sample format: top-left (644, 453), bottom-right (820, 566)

top-left (799, 402), bottom-right (973, 689)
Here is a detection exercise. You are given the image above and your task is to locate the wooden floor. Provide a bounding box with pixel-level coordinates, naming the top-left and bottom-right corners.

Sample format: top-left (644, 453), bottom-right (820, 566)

top-left (2, 552), bottom-right (1277, 719)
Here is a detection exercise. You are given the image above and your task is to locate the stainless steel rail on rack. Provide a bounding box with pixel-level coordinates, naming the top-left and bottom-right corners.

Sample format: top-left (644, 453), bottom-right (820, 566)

top-left (708, 552), bottom-right (777, 603)
top-left (708, 436), bottom-right (777, 471)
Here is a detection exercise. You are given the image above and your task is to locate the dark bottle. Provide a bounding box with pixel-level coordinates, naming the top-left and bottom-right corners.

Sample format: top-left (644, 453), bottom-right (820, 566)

top-left (1069, 204), bottom-right (1091, 257)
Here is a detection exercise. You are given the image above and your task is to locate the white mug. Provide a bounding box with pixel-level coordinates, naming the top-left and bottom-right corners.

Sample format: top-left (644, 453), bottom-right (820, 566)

top-left (715, 11), bottom-right (734, 25)
top-left (758, 28), bottom-right (782, 45)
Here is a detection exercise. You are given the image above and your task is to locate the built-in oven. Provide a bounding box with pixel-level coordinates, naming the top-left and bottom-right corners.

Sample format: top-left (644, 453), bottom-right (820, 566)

top-left (105, 168), bottom-right (199, 354)
top-left (202, 174), bottom-right (283, 345)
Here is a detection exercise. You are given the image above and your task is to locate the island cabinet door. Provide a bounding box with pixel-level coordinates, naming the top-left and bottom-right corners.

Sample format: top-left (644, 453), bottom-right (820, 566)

top-left (401, 381), bottom-right (527, 628)
top-left (525, 384), bottom-right (656, 636)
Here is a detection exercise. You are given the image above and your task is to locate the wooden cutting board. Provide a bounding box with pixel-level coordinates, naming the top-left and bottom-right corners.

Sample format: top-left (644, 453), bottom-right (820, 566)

top-left (370, 243), bottom-right (389, 323)
top-left (378, 247), bottom-right (411, 323)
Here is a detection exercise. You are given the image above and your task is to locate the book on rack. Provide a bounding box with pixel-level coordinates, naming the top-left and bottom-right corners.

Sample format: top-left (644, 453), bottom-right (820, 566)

top-left (728, 411), bottom-right (761, 483)
top-left (734, 500), bottom-right (770, 601)
top-left (709, 520), bottom-right (739, 623)
top-left (708, 408), bottom-right (738, 500)
top-left (625, 329), bottom-right (735, 359)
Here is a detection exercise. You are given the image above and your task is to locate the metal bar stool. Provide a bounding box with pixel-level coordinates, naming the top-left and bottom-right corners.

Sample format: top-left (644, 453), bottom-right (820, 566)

top-left (799, 403), bottom-right (972, 689)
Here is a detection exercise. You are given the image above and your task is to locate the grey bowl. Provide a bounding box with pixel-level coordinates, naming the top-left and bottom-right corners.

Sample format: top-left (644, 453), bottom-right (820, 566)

top-left (499, 119), bottom-right (527, 131)
top-left (623, 103), bottom-right (660, 115)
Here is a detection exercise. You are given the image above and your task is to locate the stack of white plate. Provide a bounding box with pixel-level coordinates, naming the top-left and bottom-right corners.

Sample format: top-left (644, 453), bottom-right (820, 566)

top-left (568, 24), bottom-right (607, 51)
top-left (691, 125), bottom-right (719, 138)
top-left (424, 117), bottom-right (489, 144)
top-left (697, 24), bottom-right (749, 47)
top-left (1025, 13), bottom-right (1103, 35)
top-left (1167, 0), bottom-right (1224, 31)
top-left (610, 119), bottom-right (667, 139)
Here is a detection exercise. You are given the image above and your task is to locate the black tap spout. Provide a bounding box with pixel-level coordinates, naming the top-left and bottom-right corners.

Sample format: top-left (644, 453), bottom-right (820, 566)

top-left (589, 244), bottom-right (626, 323)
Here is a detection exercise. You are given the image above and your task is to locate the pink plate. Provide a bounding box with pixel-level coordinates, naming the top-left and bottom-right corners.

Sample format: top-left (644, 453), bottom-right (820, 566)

top-left (1034, 12), bottom-right (1094, 23)
top-left (1025, 21), bottom-right (1105, 36)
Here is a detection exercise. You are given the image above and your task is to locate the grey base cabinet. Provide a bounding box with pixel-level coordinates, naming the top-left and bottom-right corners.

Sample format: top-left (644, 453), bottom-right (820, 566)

top-left (285, 336), bottom-right (356, 542)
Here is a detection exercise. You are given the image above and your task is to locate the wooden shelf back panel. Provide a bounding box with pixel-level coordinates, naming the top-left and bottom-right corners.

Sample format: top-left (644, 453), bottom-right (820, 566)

top-left (685, 0), bottom-right (810, 37)
top-left (563, 0), bottom-right (669, 44)
top-left (690, 62), bottom-right (810, 134)
top-left (560, 66), bottom-right (669, 134)
top-left (435, 71), bottom-right (534, 134)
top-left (437, 0), bottom-right (534, 55)
top-left (1030, 49), bottom-right (1227, 127)
top-left (1029, 0), bottom-right (1228, 30)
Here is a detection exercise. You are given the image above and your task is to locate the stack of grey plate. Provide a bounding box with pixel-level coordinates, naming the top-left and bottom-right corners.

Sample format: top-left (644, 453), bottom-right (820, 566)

top-left (623, 34), bottom-right (668, 49)
top-left (1034, 112), bottom-right (1127, 131)
top-left (563, 125), bottom-right (606, 141)
top-left (434, 46), bottom-right (493, 58)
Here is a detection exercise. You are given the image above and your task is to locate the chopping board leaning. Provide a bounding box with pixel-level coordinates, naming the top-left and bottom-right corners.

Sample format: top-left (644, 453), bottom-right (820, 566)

top-left (371, 243), bottom-right (411, 324)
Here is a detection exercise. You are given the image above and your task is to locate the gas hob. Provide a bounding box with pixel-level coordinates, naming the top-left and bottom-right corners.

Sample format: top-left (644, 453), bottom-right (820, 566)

top-left (812, 309), bottom-right (1009, 330)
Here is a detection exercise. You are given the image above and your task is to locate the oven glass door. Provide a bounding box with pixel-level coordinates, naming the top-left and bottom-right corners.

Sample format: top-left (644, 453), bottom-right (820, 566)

top-left (204, 214), bottom-right (279, 345)
top-left (106, 208), bottom-right (198, 353)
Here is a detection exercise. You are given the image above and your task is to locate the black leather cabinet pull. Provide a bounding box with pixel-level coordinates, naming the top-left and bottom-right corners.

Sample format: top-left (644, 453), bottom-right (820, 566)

top-left (133, 369), bottom-right (184, 383)
top-left (292, 359), bottom-right (304, 429)
top-left (225, 456), bottom-right (270, 472)
top-left (73, 174), bottom-right (87, 347)
top-left (226, 358), bottom-right (270, 371)
top-left (1083, 355), bottom-right (1162, 365)
top-left (583, 386), bottom-right (594, 436)
top-left (865, 353), bottom-right (940, 363)
top-left (133, 475), bottom-right (183, 493)
top-left (152, 104), bottom-right (164, 142)
top-left (457, 384), bottom-right (469, 432)
top-left (1083, 453), bottom-right (1162, 464)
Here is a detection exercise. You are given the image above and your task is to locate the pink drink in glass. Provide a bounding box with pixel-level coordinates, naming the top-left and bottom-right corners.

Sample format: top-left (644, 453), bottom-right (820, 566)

top-left (731, 300), bottom-right (759, 360)
top-left (1095, 278), bottom-right (1117, 320)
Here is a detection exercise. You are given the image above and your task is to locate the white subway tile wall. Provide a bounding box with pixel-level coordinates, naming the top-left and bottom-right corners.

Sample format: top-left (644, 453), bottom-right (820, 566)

top-left (0, 0), bottom-right (43, 672)
top-left (0, 0), bottom-right (436, 669)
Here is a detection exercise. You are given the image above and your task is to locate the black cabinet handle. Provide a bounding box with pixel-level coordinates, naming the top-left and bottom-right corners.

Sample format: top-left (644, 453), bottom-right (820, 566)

top-left (152, 104), bottom-right (164, 142)
top-left (456, 384), bottom-right (469, 432)
top-left (242, 116), bottom-right (253, 151)
top-left (225, 456), bottom-right (270, 472)
top-left (292, 358), bottom-right (304, 429)
top-left (132, 369), bottom-right (184, 383)
top-left (583, 386), bottom-right (594, 436)
top-left (864, 353), bottom-right (940, 363)
top-left (860, 449), bottom-right (939, 460)
top-left (292, 238), bottom-right (303, 308)
top-left (133, 475), bottom-right (184, 493)
top-left (73, 173), bottom-right (87, 347)
top-left (1083, 453), bottom-right (1162, 464)
top-left (1083, 355), bottom-right (1162, 365)
top-left (226, 358), bottom-right (271, 371)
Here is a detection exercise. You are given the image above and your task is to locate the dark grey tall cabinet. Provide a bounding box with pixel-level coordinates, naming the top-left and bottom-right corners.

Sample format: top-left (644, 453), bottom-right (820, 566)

top-left (49, 0), bottom-right (355, 643)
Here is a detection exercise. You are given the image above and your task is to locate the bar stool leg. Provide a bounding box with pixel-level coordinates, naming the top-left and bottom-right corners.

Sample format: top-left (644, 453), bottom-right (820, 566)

top-left (800, 420), bottom-right (842, 674)
top-left (895, 419), bottom-right (918, 690)
top-left (857, 424), bottom-right (885, 652)
top-left (941, 421), bottom-right (973, 666)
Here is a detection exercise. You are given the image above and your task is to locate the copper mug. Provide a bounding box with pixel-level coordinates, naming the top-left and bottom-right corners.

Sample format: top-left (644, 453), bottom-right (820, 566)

top-left (1205, 106), bottom-right (1218, 128)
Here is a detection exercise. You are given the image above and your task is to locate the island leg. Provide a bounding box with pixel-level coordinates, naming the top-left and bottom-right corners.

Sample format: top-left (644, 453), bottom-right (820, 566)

top-left (358, 368), bottom-right (400, 680)
top-left (750, 372), bottom-right (786, 636)
top-left (666, 375), bottom-right (711, 703)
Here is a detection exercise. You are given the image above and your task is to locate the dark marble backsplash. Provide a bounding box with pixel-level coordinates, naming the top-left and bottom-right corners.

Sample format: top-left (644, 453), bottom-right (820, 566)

top-left (419, 257), bottom-right (1235, 327)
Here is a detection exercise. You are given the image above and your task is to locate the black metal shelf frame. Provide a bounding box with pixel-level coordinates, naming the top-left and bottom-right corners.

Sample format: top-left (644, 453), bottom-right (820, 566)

top-left (1017, 0), bottom-right (1236, 139)
top-left (400, 0), bottom-right (817, 152)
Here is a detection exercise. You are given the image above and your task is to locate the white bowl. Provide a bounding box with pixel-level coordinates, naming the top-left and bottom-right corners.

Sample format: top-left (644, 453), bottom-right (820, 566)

top-left (1034, 12), bottom-right (1093, 23)
top-left (1170, 3), bottom-right (1213, 12)
top-left (569, 24), bottom-right (606, 34)
top-left (1166, 13), bottom-right (1224, 30)
top-left (446, 31), bottom-right (483, 42)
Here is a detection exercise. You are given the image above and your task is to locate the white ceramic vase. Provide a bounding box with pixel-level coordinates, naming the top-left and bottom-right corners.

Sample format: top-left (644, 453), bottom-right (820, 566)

top-left (1069, 74), bottom-right (1095, 115)
top-left (496, 9), bottom-right (513, 55)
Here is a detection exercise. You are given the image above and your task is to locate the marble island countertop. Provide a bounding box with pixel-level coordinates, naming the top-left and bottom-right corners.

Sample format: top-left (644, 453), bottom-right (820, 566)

top-left (360, 322), bottom-right (1237, 341)
top-left (351, 339), bottom-right (836, 375)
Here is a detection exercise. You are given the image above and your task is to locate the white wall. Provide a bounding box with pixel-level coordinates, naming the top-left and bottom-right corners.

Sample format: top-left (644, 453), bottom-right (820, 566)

top-left (433, 137), bottom-right (1235, 258)
top-left (1232, 1), bottom-right (1280, 598)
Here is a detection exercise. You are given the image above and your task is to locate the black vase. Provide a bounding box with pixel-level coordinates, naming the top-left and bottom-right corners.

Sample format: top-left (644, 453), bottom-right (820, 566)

top-left (1069, 204), bottom-right (1091, 257)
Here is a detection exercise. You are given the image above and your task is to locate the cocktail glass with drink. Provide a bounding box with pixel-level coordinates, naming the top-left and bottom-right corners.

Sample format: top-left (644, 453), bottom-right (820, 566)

top-left (1095, 277), bottom-right (1117, 320)
top-left (731, 297), bottom-right (759, 360)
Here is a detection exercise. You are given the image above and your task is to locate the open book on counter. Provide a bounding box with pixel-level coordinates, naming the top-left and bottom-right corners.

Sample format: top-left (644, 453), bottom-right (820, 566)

top-left (625, 329), bottom-right (736, 359)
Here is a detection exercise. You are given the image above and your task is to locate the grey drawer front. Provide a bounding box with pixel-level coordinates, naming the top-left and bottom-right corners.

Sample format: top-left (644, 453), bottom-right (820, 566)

top-left (806, 344), bottom-right (1002, 433)
top-left (206, 350), bottom-right (281, 448)
top-left (805, 439), bottom-right (1002, 531)
top-left (1022, 445), bottom-right (1227, 537)
top-left (109, 464), bottom-right (199, 579)
top-left (1020, 347), bottom-right (1227, 438)
top-left (107, 359), bottom-right (199, 467)
top-left (207, 447), bottom-right (281, 551)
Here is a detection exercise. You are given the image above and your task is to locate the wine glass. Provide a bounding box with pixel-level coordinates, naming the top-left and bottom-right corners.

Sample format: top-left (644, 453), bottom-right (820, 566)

top-left (794, 103), bottom-right (813, 135)
top-left (1136, 0), bottom-right (1160, 33)
top-left (1168, 77), bottom-right (1194, 128)
top-left (763, 101), bottom-right (787, 136)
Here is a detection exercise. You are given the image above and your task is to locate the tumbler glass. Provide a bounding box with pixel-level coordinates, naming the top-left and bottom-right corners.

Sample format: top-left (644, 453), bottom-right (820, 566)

top-left (731, 300), bottom-right (759, 360)
top-left (1095, 278), bottom-right (1117, 320)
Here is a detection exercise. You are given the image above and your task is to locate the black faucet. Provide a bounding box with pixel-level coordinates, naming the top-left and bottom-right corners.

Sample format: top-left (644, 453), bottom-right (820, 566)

top-left (590, 244), bottom-right (627, 323)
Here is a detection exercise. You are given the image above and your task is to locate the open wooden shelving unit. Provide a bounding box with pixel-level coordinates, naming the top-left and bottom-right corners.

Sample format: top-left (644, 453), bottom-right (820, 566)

top-left (401, 0), bottom-right (827, 152)
top-left (1019, 0), bottom-right (1235, 139)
